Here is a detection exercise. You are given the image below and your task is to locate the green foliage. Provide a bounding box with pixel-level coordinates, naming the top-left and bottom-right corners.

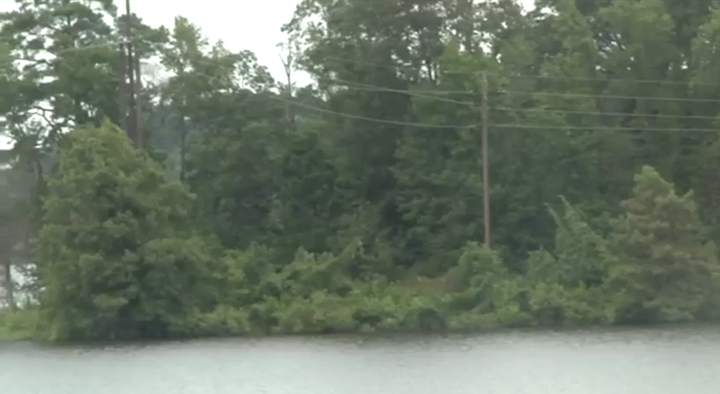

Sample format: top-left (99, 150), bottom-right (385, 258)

top-left (2, 0), bottom-right (720, 341)
top-left (608, 166), bottom-right (718, 323)
top-left (34, 123), bottom-right (217, 340)
top-left (0, 309), bottom-right (37, 340)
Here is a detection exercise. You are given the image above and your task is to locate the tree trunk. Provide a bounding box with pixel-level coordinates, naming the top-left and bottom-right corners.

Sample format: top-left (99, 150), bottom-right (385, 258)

top-left (0, 261), bottom-right (15, 311)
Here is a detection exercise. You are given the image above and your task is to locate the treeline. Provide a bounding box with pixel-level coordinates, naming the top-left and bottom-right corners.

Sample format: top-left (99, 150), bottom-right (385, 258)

top-left (3, 0), bottom-right (720, 341)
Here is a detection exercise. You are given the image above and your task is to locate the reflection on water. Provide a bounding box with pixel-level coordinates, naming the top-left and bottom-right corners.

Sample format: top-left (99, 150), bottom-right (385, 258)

top-left (2, 325), bottom-right (719, 394)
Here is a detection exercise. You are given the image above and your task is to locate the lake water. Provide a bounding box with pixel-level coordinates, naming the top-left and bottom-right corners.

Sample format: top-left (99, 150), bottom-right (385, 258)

top-left (2, 325), bottom-right (720, 394)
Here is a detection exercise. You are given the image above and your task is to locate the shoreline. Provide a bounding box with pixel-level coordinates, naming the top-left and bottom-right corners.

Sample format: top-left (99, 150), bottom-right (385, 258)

top-left (1, 308), bottom-right (712, 344)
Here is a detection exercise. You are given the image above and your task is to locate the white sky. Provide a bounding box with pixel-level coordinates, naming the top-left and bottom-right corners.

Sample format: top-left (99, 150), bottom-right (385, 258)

top-left (0, 0), bottom-right (535, 150)
top-left (129, 0), bottom-right (303, 81)
top-left (0, 0), bottom-right (303, 149)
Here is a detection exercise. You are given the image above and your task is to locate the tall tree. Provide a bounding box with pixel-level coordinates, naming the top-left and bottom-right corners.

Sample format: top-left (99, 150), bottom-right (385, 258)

top-left (35, 122), bottom-right (216, 340)
top-left (609, 166), bottom-right (718, 323)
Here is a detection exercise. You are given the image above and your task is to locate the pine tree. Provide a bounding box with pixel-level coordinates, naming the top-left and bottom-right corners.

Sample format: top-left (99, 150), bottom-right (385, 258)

top-left (609, 166), bottom-right (718, 323)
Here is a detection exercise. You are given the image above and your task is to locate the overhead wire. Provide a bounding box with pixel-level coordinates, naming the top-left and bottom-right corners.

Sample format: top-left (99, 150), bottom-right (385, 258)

top-left (321, 54), bottom-right (720, 87)
top-left (270, 94), bottom-right (476, 129)
top-left (311, 75), bottom-right (720, 125)
top-left (500, 89), bottom-right (720, 104)
top-left (315, 76), bottom-right (476, 105)
top-left (303, 58), bottom-right (720, 132)
top-left (9, 40), bottom-right (720, 135)
top-left (510, 73), bottom-right (720, 87)
top-left (278, 71), bottom-right (720, 132)
top-left (316, 76), bottom-right (475, 95)
top-left (317, 75), bottom-right (720, 104)
top-left (493, 106), bottom-right (720, 122)
top-left (303, 56), bottom-right (720, 103)
top-left (269, 91), bottom-right (720, 135)
top-left (47, 47), bottom-right (720, 107)
top-left (488, 124), bottom-right (720, 134)
top-left (58, 54), bottom-right (720, 133)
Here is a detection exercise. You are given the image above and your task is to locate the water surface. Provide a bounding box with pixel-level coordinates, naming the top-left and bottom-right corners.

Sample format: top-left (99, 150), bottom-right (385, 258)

top-left (2, 326), bottom-right (718, 394)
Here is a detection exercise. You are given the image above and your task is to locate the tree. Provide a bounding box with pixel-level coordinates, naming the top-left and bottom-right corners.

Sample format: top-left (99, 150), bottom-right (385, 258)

top-left (608, 165), bottom-right (718, 323)
top-left (525, 197), bottom-right (616, 325)
top-left (0, 0), bottom-right (120, 136)
top-left (4, 0), bottom-right (720, 340)
top-left (35, 122), bottom-right (217, 340)
top-left (0, 165), bottom-right (25, 310)
top-left (0, 2), bottom-right (168, 294)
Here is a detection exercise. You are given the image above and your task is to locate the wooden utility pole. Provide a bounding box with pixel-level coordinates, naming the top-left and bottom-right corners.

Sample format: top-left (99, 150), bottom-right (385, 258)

top-left (481, 71), bottom-right (491, 248)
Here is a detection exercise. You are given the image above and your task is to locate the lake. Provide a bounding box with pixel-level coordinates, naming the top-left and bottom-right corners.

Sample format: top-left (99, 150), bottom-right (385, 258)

top-left (2, 325), bottom-right (719, 394)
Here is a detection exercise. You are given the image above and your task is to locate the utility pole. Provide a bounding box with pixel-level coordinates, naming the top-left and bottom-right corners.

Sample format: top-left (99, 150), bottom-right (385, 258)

top-left (481, 71), bottom-right (491, 248)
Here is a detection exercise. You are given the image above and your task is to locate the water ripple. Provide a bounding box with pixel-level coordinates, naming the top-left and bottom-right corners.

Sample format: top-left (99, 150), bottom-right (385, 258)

top-left (2, 325), bottom-right (720, 394)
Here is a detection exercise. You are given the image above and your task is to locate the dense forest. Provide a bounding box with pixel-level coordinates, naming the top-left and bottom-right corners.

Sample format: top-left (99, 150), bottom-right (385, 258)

top-left (2, 0), bottom-right (720, 341)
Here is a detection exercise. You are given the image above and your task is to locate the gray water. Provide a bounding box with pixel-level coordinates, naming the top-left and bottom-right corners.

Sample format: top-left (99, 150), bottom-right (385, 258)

top-left (2, 326), bottom-right (719, 394)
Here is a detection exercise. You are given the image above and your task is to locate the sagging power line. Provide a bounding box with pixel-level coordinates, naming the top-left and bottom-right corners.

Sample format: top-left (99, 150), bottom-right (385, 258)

top-left (103, 49), bottom-right (720, 250)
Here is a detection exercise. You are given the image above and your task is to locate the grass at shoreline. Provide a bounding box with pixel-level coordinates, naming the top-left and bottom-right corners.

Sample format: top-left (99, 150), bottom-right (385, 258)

top-left (1, 305), bottom-right (713, 343)
top-left (0, 308), bottom-right (37, 340)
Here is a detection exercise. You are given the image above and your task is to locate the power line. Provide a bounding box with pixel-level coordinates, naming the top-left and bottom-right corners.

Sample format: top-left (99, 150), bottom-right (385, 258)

top-left (318, 76), bottom-right (475, 95)
top-left (315, 77), bottom-right (720, 119)
top-left (271, 95), bottom-right (720, 135)
top-left (128, 56), bottom-right (720, 133)
top-left (43, 47), bottom-right (720, 106)
top-left (317, 77), bottom-right (475, 105)
top-left (490, 123), bottom-right (720, 134)
top-left (511, 73), bottom-right (720, 87)
top-left (318, 75), bottom-right (720, 105)
top-left (311, 69), bottom-right (720, 103)
top-left (323, 55), bottom-right (488, 77)
top-left (38, 41), bottom-right (720, 109)
top-left (494, 106), bottom-right (720, 121)
top-left (14, 40), bottom-right (720, 135)
top-left (294, 75), bottom-right (720, 123)
top-left (270, 95), bottom-right (476, 129)
top-left (500, 89), bottom-right (720, 103)
top-left (11, 52), bottom-right (720, 135)
top-left (321, 54), bottom-right (720, 87)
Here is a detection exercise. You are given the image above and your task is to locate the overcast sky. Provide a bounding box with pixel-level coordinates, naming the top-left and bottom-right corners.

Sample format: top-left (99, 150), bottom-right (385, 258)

top-left (0, 0), bottom-right (535, 149)
top-left (0, 0), bottom-right (303, 149)
top-left (127, 0), bottom-right (302, 81)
